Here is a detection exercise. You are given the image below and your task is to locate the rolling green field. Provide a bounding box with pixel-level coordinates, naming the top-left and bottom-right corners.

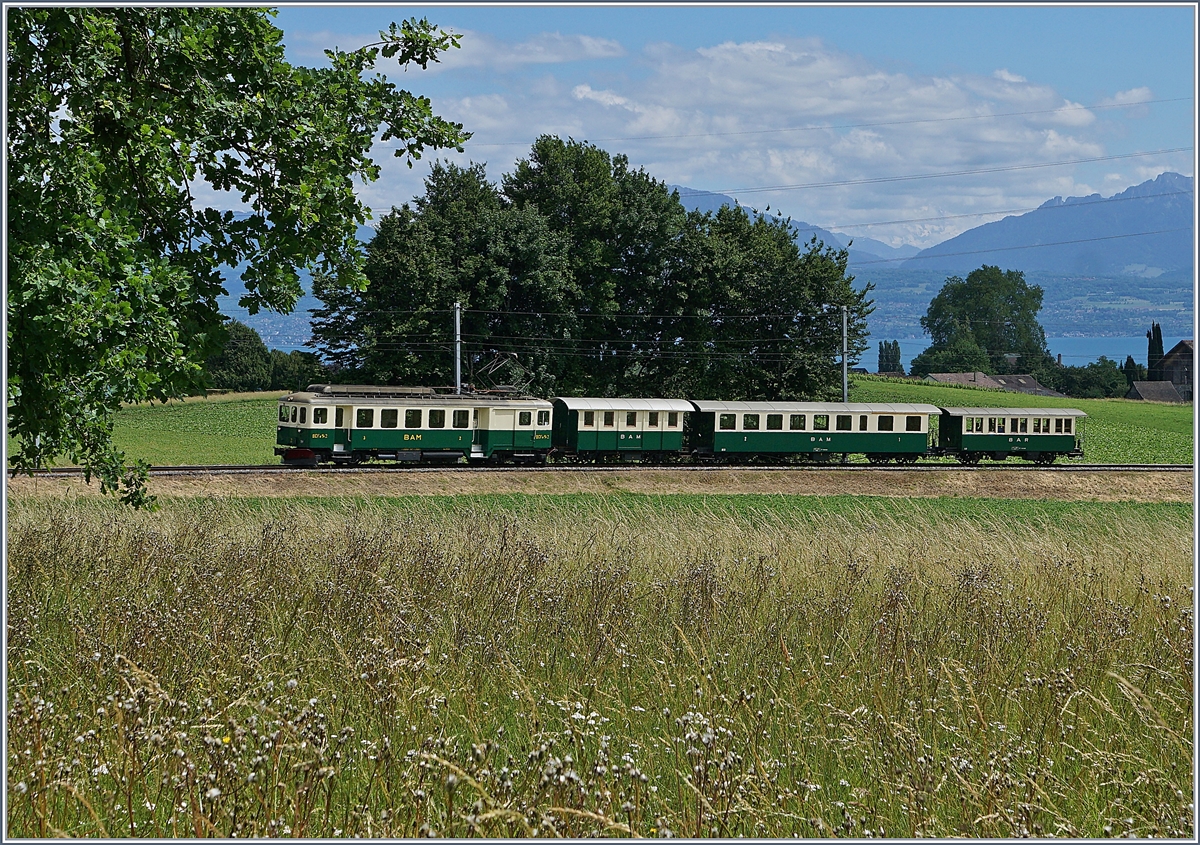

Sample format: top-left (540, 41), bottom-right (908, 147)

top-left (6, 493), bottom-right (1193, 837)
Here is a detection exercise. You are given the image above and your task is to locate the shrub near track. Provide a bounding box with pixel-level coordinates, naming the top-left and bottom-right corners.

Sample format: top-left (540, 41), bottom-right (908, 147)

top-left (6, 495), bottom-right (1193, 837)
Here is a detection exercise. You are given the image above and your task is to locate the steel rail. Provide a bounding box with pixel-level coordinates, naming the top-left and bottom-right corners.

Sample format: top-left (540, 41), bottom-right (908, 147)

top-left (16, 462), bottom-right (1194, 477)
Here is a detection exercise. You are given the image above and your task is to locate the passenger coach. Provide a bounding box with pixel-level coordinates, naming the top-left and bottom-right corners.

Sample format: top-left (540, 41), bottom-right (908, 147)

top-left (938, 407), bottom-right (1085, 464)
top-left (688, 401), bottom-right (942, 463)
top-left (551, 397), bottom-right (692, 461)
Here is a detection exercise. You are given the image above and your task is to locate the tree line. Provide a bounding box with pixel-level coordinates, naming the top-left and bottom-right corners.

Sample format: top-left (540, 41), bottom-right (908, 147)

top-left (311, 136), bottom-right (873, 401)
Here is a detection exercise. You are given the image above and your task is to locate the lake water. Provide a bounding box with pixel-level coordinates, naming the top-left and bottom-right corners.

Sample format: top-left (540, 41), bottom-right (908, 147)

top-left (863, 335), bottom-right (1190, 373)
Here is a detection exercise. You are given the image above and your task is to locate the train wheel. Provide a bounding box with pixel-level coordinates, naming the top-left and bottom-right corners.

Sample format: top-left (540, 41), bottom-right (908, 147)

top-left (866, 454), bottom-right (891, 465)
top-left (1035, 453), bottom-right (1057, 465)
top-left (957, 452), bottom-right (981, 465)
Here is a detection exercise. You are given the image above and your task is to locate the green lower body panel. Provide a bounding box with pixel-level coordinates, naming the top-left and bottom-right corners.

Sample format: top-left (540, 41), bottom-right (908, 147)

top-left (712, 431), bottom-right (928, 455)
top-left (960, 433), bottom-right (1077, 457)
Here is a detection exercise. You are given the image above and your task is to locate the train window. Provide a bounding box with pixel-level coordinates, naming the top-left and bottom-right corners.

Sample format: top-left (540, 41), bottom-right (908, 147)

top-left (906, 415), bottom-right (922, 432)
top-left (357, 408), bottom-right (374, 428)
top-left (975, 417), bottom-right (983, 432)
top-left (336, 408), bottom-right (344, 428)
top-left (988, 417), bottom-right (996, 433)
top-left (1054, 418), bottom-right (1063, 433)
top-left (299, 407), bottom-right (307, 424)
top-left (1064, 418), bottom-right (1072, 433)
top-left (1010, 418), bottom-right (1019, 432)
top-left (766, 414), bottom-right (782, 430)
top-left (626, 412), bottom-right (638, 427)
top-left (519, 411), bottom-right (532, 426)
top-left (537, 410), bottom-right (550, 426)
top-left (667, 412), bottom-right (679, 428)
top-left (603, 411), bottom-right (615, 427)
top-left (719, 414), bottom-right (736, 430)
top-left (381, 409), bottom-right (398, 428)
top-left (648, 412), bottom-right (659, 427)
top-left (814, 415), bottom-right (829, 431)
top-left (279, 405), bottom-right (289, 422)
top-left (878, 415), bottom-right (894, 431)
top-left (405, 409), bottom-right (422, 428)
top-left (291, 406), bottom-right (298, 423)
top-left (790, 414), bottom-right (806, 430)
top-left (453, 410), bottom-right (470, 428)
top-left (314, 408), bottom-right (327, 425)
top-left (583, 411), bottom-right (595, 427)
top-left (1019, 418), bottom-right (1028, 433)
top-left (964, 417), bottom-right (973, 432)
top-left (997, 418), bottom-right (1005, 433)
top-left (1032, 418), bottom-right (1041, 433)
top-left (430, 410), bottom-right (446, 428)
top-left (743, 414), bottom-right (760, 430)
top-left (1042, 418), bottom-right (1050, 433)
top-left (835, 415), bottom-right (851, 431)
top-left (859, 415), bottom-right (868, 431)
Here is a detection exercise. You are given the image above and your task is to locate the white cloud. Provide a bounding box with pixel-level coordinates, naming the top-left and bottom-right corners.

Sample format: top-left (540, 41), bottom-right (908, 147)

top-left (992, 69), bottom-right (1027, 83)
top-left (1098, 86), bottom-right (1154, 107)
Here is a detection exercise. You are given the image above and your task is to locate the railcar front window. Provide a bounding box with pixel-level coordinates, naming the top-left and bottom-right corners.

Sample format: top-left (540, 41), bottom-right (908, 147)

top-left (299, 407), bottom-right (307, 424)
top-left (430, 410), bottom-right (446, 428)
top-left (291, 407), bottom-right (298, 423)
top-left (314, 408), bottom-right (327, 425)
top-left (766, 414), bottom-right (782, 430)
top-left (279, 406), bottom-right (289, 422)
top-left (790, 414), bottom-right (806, 430)
top-left (453, 410), bottom-right (470, 428)
top-left (357, 408), bottom-right (374, 428)
top-left (381, 409), bottom-right (398, 428)
top-left (743, 414), bottom-right (760, 430)
top-left (814, 415), bottom-right (829, 431)
top-left (906, 415), bottom-right (922, 432)
top-left (719, 414), bottom-right (736, 430)
top-left (538, 410), bottom-right (550, 426)
top-left (405, 409), bottom-right (422, 428)
top-left (879, 415), bottom-right (894, 432)
top-left (835, 415), bottom-right (851, 431)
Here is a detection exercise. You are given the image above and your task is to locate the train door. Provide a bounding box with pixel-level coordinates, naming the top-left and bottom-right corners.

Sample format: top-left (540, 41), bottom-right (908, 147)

top-left (334, 405), bottom-right (352, 455)
top-left (617, 410), bottom-right (643, 451)
top-left (491, 409), bottom-right (516, 451)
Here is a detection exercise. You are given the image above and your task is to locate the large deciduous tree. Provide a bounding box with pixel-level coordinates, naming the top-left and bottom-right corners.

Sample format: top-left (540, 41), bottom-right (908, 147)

top-left (6, 7), bottom-right (466, 503)
top-left (909, 265), bottom-right (1053, 379)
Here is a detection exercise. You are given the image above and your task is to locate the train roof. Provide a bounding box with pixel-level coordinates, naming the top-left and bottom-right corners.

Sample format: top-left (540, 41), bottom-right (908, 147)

top-left (689, 401), bottom-right (942, 414)
top-left (553, 397), bottom-right (695, 412)
top-left (941, 407), bottom-right (1087, 417)
top-left (283, 389), bottom-right (551, 408)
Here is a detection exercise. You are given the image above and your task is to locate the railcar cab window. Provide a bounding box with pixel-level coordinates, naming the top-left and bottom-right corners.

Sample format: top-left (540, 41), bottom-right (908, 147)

top-left (767, 414), bottom-right (782, 430)
top-left (835, 415), bottom-right (852, 431)
top-left (299, 407), bottom-right (307, 424)
top-left (405, 409), bottom-right (422, 428)
top-left (743, 414), bottom-right (760, 430)
top-left (453, 410), bottom-right (470, 429)
top-left (381, 409), bottom-right (398, 429)
top-left (790, 414), bottom-right (806, 430)
top-left (878, 415), bottom-right (894, 432)
top-left (625, 412), bottom-right (638, 427)
top-left (291, 406), bottom-right (298, 423)
top-left (667, 412), bottom-right (679, 428)
top-left (814, 414), bottom-right (829, 431)
top-left (430, 410), bottom-right (446, 428)
top-left (906, 415), bottom-right (922, 432)
top-left (518, 411), bottom-right (532, 426)
top-left (603, 411), bottom-right (615, 427)
top-left (313, 408), bottom-right (328, 425)
top-left (719, 413), bottom-right (736, 430)
top-left (583, 411), bottom-right (595, 427)
top-left (648, 412), bottom-right (660, 427)
top-left (537, 410), bottom-right (550, 426)
top-left (357, 408), bottom-right (374, 428)
top-left (279, 405), bottom-right (289, 422)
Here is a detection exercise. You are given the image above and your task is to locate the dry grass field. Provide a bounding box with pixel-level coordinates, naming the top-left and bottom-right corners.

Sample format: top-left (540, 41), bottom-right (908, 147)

top-left (5, 493), bottom-right (1193, 837)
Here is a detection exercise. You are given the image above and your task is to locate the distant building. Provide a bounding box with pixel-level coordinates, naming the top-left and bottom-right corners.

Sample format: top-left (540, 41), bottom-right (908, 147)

top-left (1126, 380), bottom-right (1185, 403)
top-left (1158, 340), bottom-right (1193, 401)
top-left (924, 372), bottom-right (1065, 398)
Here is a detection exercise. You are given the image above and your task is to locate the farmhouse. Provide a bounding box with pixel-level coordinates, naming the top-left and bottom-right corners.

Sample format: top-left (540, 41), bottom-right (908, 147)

top-left (924, 372), bottom-right (1065, 398)
top-left (1158, 340), bottom-right (1193, 401)
top-left (1126, 380), bottom-right (1186, 403)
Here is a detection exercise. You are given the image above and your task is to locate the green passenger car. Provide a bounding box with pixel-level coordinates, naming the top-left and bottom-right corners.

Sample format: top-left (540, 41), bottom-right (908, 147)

top-left (275, 385), bottom-right (553, 465)
top-left (689, 401), bottom-right (941, 462)
top-left (551, 397), bottom-right (693, 459)
top-left (938, 407), bottom-right (1085, 464)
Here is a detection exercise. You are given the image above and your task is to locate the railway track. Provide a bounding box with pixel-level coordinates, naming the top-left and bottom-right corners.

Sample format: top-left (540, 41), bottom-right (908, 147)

top-left (17, 462), bottom-right (1194, 477)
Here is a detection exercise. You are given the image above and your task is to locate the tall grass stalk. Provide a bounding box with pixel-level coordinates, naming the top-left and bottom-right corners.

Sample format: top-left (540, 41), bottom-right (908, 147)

top-left (6, 495), bottom-right (1193, 837)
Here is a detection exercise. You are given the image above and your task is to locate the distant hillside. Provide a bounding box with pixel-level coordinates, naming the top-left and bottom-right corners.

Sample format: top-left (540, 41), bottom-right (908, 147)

top-left (902, 172), bottom-right (1193, 277)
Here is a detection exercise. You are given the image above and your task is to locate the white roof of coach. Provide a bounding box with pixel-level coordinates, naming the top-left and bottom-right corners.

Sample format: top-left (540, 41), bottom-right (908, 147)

top-left (554, 397), bottom-right (694, 412)
top-left (689, 401), bottom-right (941, 415)
top-left (941, 407), bottom-right (1087, 417)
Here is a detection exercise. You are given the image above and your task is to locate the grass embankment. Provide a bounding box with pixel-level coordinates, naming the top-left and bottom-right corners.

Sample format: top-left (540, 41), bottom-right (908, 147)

top-left (7, 494), bottom-right (1192, 838)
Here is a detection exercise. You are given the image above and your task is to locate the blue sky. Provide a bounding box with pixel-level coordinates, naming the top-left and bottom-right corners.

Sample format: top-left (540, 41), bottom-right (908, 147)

top-left (266, 2), bottom-right (1195, 248)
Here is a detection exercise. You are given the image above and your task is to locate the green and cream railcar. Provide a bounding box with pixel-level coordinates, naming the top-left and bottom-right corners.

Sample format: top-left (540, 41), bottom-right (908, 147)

top-left (275, 385), bottom-right (553, 465)
top-left (938, 407), bottom-right (1085, 464)
top-left (551, 397), bottom-right (692, 460)
top-left (689, 401), bottom-right (942, 462)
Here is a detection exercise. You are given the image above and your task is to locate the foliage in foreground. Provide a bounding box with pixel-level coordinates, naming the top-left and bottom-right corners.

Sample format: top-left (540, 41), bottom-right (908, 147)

top-left (6, 495), bottom-right (1193, 837)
